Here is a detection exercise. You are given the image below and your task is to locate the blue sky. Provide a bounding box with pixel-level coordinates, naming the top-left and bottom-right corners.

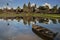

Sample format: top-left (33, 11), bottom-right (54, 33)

top-left (0, 0), bottom-right (60, 9)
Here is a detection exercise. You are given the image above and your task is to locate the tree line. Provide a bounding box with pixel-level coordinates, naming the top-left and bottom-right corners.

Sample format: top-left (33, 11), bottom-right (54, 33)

top-left (0, 2), bottom-right (60, 14)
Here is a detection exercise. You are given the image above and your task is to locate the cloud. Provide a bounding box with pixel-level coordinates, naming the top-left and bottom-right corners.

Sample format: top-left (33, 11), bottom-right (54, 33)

top-left (43, 3), bottom-right (52, 9)
top-left (31, 3), bottom-right (39, 8)
top-left (0, 7), bottom-right (1, 9)
top-left (3, 6), bottom-right (11, 9)
top-left (31, 3), bottom-right (35, 7)
top-left (7, 7), bottom-right (11, 9)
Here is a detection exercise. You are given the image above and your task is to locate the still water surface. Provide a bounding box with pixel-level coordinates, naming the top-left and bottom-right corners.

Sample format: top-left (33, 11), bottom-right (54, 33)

top-left (0, 18), bottom-right (60, 40)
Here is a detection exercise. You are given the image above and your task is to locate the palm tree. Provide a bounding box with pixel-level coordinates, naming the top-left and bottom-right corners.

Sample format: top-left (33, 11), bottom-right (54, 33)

top-left (6, 3), bottom-right (9, 9)
top-left (7, 3), bottom-right (9, 6)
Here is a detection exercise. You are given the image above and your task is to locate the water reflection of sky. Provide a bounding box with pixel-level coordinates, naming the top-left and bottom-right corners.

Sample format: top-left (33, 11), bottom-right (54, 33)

top-left (0, 19), bottom-right (42, 40)
top-left (0, 19), bottom-right (60, 40)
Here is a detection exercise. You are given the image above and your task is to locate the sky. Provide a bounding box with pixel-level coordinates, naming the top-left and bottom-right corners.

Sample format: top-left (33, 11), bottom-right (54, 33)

top-left (0, 0), bottom-right (60, 9)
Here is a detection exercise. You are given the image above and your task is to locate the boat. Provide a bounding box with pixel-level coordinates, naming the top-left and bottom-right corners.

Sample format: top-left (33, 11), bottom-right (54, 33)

top-left (32, 24), bottom-right (58, 40)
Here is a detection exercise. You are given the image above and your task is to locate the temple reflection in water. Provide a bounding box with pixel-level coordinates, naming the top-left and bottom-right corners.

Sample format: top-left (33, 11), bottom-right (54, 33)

top-left (0, 17), bottom-right (60, 40)
top-left (1, 17), bottom-right (60, 25)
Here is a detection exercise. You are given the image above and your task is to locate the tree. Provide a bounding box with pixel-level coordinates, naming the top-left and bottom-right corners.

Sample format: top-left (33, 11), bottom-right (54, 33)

top-left (38, 6), bottom-right (46, 10)
top-left (6, 3), bottom-right (9, 9)
top-left (35, 4), bottom-right (36, 8)
top-left (32, 4), bottom-right (36, 12)
top-left (0, 9), bottom-right (3, 13)
top-left (52, 5), bottom-right (58, 13)
top-left (7, 3), bottom-right (9, 6)
top-left (38, 5), bottom-right (50, 13)
top-left (5, 3), bottom-right (9, 12)
top-left (45, 5), bottom-right (49, 10)
top-left (38, 6), bottom-right (46, 13)
top-left (45, 5), bottom-right (50, 13)
top-left (58, 7), bottom-right (60, 13)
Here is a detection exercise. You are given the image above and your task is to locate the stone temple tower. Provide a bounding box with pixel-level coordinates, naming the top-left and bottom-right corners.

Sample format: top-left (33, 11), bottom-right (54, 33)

top-left (28, 2), bottom-right (31, 9)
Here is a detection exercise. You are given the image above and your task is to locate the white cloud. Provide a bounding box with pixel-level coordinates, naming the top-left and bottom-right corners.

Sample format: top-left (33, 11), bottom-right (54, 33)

top-left (31, 3), bottom-right (35, 7)
top-left (0, 7), bottom-right (1, 9)
top-left (31, 3), bottom-right (39, 8)
top-left (36, 5), bottom-right (39, 8)
top-left (7, 7), bottom-right (11, 9)
top-left (3, 6), bottom-right (11, 9)
top-left (43, 3), bottom-right (52, 9)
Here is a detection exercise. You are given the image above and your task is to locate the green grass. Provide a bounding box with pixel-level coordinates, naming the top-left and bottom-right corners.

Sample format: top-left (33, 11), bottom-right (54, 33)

top-left (0, 12), bottom-right (60, 19)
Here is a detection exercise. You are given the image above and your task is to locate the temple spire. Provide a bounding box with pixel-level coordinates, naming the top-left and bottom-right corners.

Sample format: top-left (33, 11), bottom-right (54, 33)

top-left (28, 2), bottom-right (31, 9)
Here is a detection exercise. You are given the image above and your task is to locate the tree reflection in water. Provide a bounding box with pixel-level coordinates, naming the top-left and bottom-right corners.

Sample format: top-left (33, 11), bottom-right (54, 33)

top-left (51, 19), bottom-right (57, 24)
top-left (58, 19), bottom-right (60, 23)
top-left (2, 17), bottom-right (60, 25)
top-left (0, 17), bottom-right (60, 40)
top-left (1, 17), bottom-right (60, 25)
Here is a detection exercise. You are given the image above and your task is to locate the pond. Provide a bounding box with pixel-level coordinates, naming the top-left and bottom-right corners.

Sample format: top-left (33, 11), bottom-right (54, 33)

top-left (0, 17), bottom-right (60, 40)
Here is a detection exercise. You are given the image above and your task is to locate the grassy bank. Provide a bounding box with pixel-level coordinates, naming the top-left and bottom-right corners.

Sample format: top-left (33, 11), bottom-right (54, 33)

top-left (0, 13), bottom-right (60, 19)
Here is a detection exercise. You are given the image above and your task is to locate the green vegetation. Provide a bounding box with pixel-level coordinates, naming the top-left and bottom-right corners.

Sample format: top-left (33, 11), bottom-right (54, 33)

top-left (0, 13), bottom-right (60, 19)
top-left (0, 2), bottom-right (60, 19)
